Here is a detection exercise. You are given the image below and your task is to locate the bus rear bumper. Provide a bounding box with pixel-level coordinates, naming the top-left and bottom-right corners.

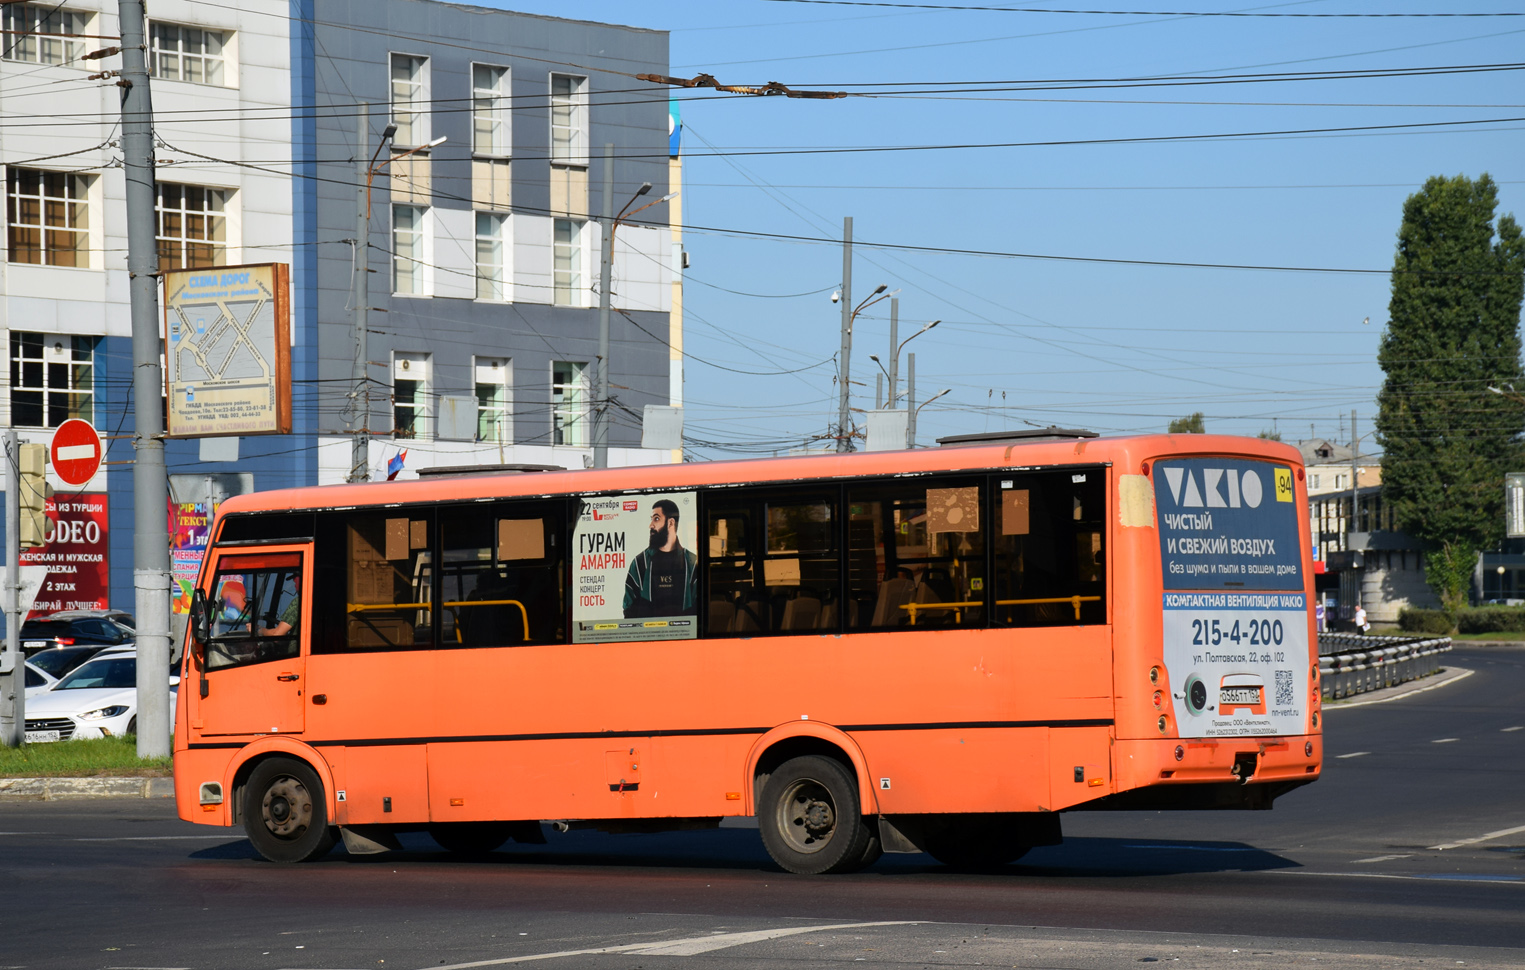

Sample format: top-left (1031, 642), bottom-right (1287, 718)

top-left (1101, 734), bottom-right (1321, 810)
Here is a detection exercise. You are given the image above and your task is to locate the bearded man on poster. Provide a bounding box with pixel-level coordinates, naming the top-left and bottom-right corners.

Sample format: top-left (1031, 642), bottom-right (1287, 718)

top-left (623, 499), bottom-right (698, 618)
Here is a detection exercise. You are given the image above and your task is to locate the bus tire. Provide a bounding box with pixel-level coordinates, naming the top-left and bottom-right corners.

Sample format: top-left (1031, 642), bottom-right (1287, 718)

top-left (758, 755), bottom-right (876, 874)
top-left (429, 822), bottom-right (512, 857)
top-left (923, 817), bottom-right (1030, 870)
top-left (243, 757), bottom-right (337, 863)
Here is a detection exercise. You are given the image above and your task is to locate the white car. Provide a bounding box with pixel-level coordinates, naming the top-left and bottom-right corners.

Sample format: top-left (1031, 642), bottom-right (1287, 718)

top-left (23, 661), bottom-right (58, 699)
top-left (22, 651), bottom-right (177, 743)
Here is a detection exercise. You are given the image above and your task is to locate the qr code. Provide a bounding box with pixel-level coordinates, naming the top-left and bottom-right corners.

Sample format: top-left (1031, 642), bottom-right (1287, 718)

top-left (1274, 669), bottom-right (1294, 706)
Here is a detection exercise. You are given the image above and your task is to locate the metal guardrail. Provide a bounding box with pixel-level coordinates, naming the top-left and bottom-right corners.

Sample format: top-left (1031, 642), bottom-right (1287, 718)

top-left (1317, 632), bottom-right (1452, 700)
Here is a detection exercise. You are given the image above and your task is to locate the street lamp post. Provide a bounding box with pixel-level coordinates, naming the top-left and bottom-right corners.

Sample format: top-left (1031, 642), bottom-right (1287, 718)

top-left (350, 122), bottom-right (445, 482)
top-left (834, 282), bottom-right (892, 452)
top-left (593, 150), bottom-right (677, 469)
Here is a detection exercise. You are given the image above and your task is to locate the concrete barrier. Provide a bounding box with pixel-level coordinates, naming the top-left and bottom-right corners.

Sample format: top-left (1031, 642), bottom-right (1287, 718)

top-left (1318, 633), bottom-right (1451, 700)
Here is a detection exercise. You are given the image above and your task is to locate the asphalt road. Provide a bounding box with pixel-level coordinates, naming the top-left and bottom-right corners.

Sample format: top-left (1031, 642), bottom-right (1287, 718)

top-left (2, 644), bottom-right (1522, 970)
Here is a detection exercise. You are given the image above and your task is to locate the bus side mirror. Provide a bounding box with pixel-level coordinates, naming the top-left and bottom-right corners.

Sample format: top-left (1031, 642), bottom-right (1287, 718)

top-left (190, 588), bottom-right (210, 645)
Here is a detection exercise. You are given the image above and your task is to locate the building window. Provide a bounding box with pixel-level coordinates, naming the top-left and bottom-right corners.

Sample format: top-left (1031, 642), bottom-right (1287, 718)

top-left (2, 5), bottom-right (88, 66)
top-left (10, 333), bottom-right (94, 428)
top-left (390, 53), bottom-right (428, 147)
top-left (392, 204), bottom-right (426, 295)
top-left (551, 361), bottom-right (586, 446)
top-left (156, 184), bottom-right (227, 270)
top-left (392, 353), bottom-right (430, 439)
top-left (149, 22), bottom-right (227, 85)
top-left (475, 357), bottom-right (510, 443)
top-left (553, 218), bottom-right (582, 307)
top-left (475, 212), bottom-right (506, 301)
top-left (473, 64), bottom-right (509, 156)
top-left (6, 169), bottom-right (89, 267)
top-left (549, 74), bottom-right (586, 166)
top-left (1309, 473), bottom-right (1320, 490)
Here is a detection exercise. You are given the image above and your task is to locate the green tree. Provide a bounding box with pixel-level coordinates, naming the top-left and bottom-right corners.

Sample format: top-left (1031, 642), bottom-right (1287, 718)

top-left (1257, 429), bottom-right (1282, 441)
top-left (1168, 412), bottom-right (1205, 434)
top-left (1376, 173), bottom-right (1525, 613)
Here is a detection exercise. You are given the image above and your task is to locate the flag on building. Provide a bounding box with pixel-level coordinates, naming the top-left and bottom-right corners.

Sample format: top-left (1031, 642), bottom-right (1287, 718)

top-left (386, 449), bottom-right (407, 480)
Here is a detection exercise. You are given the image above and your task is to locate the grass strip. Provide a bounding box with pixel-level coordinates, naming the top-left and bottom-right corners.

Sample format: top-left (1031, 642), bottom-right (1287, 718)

top-left (0, 735), bottom-right (171, 778)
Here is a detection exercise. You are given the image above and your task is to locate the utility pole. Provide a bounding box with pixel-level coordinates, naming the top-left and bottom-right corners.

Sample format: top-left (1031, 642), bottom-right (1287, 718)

top-left (349, 103), bottom-right (371, 483)
top-left (836, 216), bottom-right (853, 453)
top-left (594, 143), bottom-right (614, 469)
top-left (1348, 408), bottom-right (1361, 549)
top-left (120, 0), bottom-right (172, 758)
top-left (905, 352), bottom-right (917, 449)
top-left (2, 432), bottom-right (20, 748)
top-left (887, 297), bottom-right (899, 408)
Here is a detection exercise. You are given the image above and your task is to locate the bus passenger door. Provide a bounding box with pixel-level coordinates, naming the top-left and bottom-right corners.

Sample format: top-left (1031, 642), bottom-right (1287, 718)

top-left (192, 549), bottom-right (309, 738)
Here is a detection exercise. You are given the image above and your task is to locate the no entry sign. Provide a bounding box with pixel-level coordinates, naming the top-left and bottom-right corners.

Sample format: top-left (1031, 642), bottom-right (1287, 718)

top-left (50, 418), bottom-right (102, 487)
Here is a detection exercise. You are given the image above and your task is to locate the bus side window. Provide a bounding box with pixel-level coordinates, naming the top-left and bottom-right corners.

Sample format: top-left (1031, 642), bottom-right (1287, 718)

top-left (846, 479), bottom-right (985, 630)
top-left (992, 471), bottom-right (1106, 627)
top-left (706, 509), bottom-right (753, 635)
top-left (439, 504), bottom-right (564, 647)
top-left (342, 513), bottom-right (434, 650)
top-left (704, 491), bottom-right (838, 636)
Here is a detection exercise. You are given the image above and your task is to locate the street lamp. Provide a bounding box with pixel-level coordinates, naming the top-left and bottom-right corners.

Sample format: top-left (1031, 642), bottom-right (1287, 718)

top-left (594, 170), bottom-right (678, 469)
top-left (835, 283), bottom-right (895, 451)
top-left (908, 387), bottom-right (951, 449)
top-left (349, 119), bottom-right (447, 483)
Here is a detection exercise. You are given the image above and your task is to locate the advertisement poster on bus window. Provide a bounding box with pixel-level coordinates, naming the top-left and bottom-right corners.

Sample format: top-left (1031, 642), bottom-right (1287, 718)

top-left (1153, 458), bottom-right (1302, 590)
top-left (21, 493), bottom-right (109, 619)
top-left (573, 492), bottom-right (698, 643)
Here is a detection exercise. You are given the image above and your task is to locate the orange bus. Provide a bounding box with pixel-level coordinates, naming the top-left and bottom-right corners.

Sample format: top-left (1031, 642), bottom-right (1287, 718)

top-left (172, 430), bottom-right (1322, 872)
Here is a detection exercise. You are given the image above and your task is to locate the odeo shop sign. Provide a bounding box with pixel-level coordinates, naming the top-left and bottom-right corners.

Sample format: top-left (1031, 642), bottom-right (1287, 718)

top-left (21, 492), bottom-right (109, 618)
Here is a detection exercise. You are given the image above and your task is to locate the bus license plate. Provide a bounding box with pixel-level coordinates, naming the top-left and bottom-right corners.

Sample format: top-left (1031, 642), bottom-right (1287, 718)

top-left (24, 730), bottom-right (59, 743)
top-left (1220, 686), bottom-right (1261, 706)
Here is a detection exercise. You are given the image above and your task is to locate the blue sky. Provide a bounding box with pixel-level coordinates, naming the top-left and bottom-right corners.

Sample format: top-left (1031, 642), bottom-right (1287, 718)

top-left (495, 0), bottom-right (1524, 457)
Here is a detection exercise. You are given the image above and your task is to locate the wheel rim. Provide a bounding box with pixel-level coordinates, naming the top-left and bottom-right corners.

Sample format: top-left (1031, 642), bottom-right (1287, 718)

top-left (777, 778), bottom-right (837, 854)
top-left (260, 775), bottom-right (313, 840)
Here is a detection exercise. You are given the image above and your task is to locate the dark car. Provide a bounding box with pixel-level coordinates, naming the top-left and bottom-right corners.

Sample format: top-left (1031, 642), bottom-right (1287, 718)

top-left (26, 643), bottom-right (114, 679)
top-left (44, 608), bottom-right (135, 629)
top-left (20, 616), bottom-right (135, 655)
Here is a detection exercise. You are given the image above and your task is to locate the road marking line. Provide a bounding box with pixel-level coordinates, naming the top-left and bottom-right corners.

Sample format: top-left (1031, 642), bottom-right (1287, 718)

top-left (1123, 844), bottom-right (1255, 852)
top-left (1335, 751), bottom-right (1369, 758)
top-left (1274, 870), bottom-right (1525, 885)
top-left (1326, 666), bottom-right (1473, 709)
top-left (1504, 726), bottom-right (1523, 732)
top-left (1354, 854), bottom-right (1412, 863)
top-left (414, 921), bottom-right (914, 969)
top-left (71, 835), bottom-right (237, 842)
top-left (1430, 823), bottom-right (1525, 851)
top-left (1432, 738), bottom-right (1460, 744)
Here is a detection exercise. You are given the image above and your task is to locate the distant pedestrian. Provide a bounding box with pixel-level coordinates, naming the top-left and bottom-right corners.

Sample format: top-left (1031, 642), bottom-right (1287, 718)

top-left (1355, 605), bottom-right (1370, 633)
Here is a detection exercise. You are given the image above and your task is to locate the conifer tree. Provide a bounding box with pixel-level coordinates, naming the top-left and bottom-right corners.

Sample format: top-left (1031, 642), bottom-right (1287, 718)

top-left (1376, 174), bottom-right (1525, 612)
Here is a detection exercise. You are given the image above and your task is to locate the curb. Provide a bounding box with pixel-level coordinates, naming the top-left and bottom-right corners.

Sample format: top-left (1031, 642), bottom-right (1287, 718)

top-left (0, 775), bottom-right (174, 801)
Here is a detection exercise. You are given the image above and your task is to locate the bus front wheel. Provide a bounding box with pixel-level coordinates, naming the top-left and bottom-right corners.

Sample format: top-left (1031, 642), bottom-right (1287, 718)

top-left (243, 757), bottom-right (338, 863)
top-left (759, 755), bottom-right (877, 874)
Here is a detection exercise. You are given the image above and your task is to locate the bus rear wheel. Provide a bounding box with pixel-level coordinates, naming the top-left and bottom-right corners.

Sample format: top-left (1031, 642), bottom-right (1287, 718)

top-left (923, 817), bottom-right (1031, 870)
top-left (243, 757), bottom-right (337, 863)
top-left (759, 755), bottom-right (877, 875)
top-left (429, 822), bottom-right (512, 857)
